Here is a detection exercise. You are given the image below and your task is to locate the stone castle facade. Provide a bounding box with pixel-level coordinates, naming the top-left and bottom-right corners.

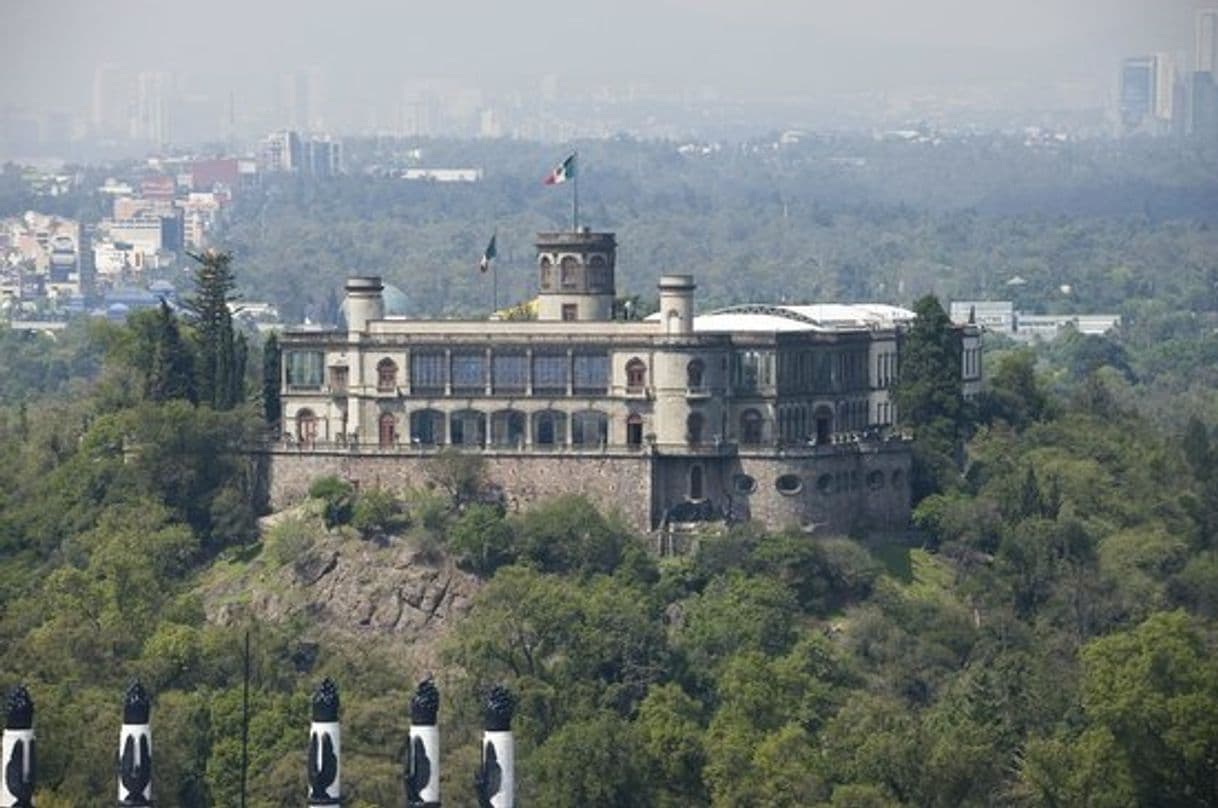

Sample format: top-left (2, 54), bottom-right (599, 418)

top-left (268, 230), bottom-right (981, 540)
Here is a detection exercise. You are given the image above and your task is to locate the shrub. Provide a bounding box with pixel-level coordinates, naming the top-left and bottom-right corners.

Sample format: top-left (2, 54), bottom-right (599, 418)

top-left (448, 503), bottom-right (514, 576)
top-left (351, 487), bottom-right (405, 540)
top-left (267, 515), bottom-right (316, 567)
top-left (309, 475), bottom-right (355, 528)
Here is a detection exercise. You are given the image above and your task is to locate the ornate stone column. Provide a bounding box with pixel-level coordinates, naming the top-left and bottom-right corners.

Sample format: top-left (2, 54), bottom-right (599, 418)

top-left (474, 685), bottom-right (515, 808)
top-left (117, 682), bottom-right (152, 807)
top-left (307, 678), bottom-right (341, 807)
top-left (1, 685), bottom-right (34, 808)
top-left (405, 677), bottom-right (440, 807)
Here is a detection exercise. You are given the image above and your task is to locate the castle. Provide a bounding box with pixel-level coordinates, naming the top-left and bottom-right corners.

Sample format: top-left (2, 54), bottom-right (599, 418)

top-left (268, 229), bottom-right (981, 541)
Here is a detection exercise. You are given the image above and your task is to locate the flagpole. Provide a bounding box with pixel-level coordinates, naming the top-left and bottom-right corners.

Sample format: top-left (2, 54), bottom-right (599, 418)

top-left (492, 229), bottom-right (498, 313)
top-left (573, 150), bottom-right (579, 231)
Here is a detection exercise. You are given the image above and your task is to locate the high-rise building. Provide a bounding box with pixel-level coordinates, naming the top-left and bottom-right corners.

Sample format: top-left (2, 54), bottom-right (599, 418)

top-left (1198, 9), bottom-right (1218, 72)
top-left (132, 72), bottom-right (171, 145)
top-left (92, 64), bottom-right (129, 139)
top-left (1121, 57), bottom-right (1156, 129)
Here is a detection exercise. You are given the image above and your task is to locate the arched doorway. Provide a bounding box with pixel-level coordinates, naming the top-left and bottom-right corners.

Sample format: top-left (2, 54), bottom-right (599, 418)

top-left (296, 409), bottom-right (317, 446)
top-left (740, 409), bottom-right (763, 445)
top-left (378, 412), bottom-right (396, 447)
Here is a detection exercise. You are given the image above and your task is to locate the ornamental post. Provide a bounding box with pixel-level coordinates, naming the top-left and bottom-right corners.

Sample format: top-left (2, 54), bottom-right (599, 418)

top-left (117, 681), bottom-right (152, 806)
top-left (307, 678), bottom-right (341, 807)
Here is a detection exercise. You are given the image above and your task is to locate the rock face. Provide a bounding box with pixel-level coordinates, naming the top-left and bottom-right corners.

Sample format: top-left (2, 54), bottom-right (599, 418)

top-left (203, 512), bottom-right (481, 671)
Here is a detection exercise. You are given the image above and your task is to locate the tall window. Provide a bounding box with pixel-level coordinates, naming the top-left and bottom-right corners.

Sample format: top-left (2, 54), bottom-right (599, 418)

top-left (687, 359), bottom-right (705, 389)
top-left (410, 409), bottom-right (443, 445)
top-left (452, 352), bottom-right (487, 394)
top-left (378, 413), bottom-right (396, 447)
top-left (286, 351), bottom-right (324, 388)
top-left (492, 353), bottom-right (528, 393)
top-left (689, 465), bottom-right (704, 500)
top-left (626, 414), bottom-right (643, 446)
top-left (329, 365), bottom-right (348, 393)
top-left (687, 412), bottom-right (705, 445)
top-left (377, 358), bottom-right (398, 391)
top-left (573, 354), bottom-right (609, 394)
top-left (625, 358), bottom-right (647, 392)
top-left (533, 410), bottom-right (567, 447)
top-left (411, 351), bottom-right (446, 392)
top-left (450, 410), bottom-right (486, 447)
top-left (740, 409), bottom-right (763, 445)
top-left (296, 409), bottom-right (318, 445)
top-left (532, 354), bottom-right (568, 395)
top-left (491, 410), bottom-right (526, 447)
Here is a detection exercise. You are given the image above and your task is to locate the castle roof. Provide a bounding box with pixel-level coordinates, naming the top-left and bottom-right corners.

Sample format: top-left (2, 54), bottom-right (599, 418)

top-left (648, 303), bottom-right (915, 334)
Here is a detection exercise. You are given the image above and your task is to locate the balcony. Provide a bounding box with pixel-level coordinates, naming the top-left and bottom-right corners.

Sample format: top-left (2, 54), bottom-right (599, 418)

top-left (685, 385), bottom-right (711, 400)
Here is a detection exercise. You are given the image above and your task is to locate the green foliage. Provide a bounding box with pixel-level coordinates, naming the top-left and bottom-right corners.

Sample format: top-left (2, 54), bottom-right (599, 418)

top-left (184, 249), bottom-right (245, 410)
top-left (448, 502), bottom-right (515, 575)
top-left (350, 486), bottom-right (405, 539)
top-left (893, 295), bottom-right (968, 499)
top-left (309, 475), bottom-right (355, 528)
top-left (527, 711), bottom-right (655, 807)
top-left (261, 331), bottom-right (281, 426)
top-left (511, 494), bottom-right (639, 576)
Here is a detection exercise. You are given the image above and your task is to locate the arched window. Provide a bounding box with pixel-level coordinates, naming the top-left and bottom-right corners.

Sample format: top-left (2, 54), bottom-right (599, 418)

top-left (539, 256), bottom-right (554, 289)
top-left (626, 413), bottom-right (643, 447)
top-left (410, 409), bottom-right (444, 445)
top-left (450, 409), bottom-right (487, 447)
top-left (687, 412), bottom-right (705, 445)
top-left (740, 409), bottom-right (763, 445)
top-left (533, 410), bottom-right (567, 448)
top-left (560, 256), bottom-right (579, 287)
top-left (572, 410), bottom-right (609, 446)
top-left (625, 358), bottom-right (647, 392)
top-left (687, 358), bottom-right (705, 389)
top-left (689, 464), bottom-right (704, 500)
top-left (491, 410), bottom-right (526, 447)
top-left (378, 412), bottom-right (396, 447)
top-left (296, 409), bottom-right (317, 446)
top-left (377, 357), bottom-right (398, 391)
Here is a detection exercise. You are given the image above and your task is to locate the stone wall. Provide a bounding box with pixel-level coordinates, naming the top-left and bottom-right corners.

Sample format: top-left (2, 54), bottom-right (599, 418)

top-left (266, 449), bottom-right (654, 532)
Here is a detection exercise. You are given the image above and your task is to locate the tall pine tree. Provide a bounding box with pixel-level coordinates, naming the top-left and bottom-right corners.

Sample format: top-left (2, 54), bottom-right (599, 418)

top-left (893, 294), bottom-right (968, 499)
top-left (184, 250), bottom-right (245, 410)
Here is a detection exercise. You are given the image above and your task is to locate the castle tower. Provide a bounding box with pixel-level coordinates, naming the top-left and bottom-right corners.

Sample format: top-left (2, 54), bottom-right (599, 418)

top-left (536, 229), bottom-right (616, 321)
top-left (345, 276), bottom-right (384, 337)
top-left (658, 274), bottom-right (695, 335)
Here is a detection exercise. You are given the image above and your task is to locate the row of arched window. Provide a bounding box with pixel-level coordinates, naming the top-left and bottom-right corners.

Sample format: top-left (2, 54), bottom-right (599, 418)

top-left (294, 407), bottom-right (821, 449)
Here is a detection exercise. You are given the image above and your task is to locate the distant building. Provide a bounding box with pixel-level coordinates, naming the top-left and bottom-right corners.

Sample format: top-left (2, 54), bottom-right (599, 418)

top-left (261, 130), bottom-right (342, 176)
top-left (1121, 54), bottom-right (1175, 134)
top-left (132, 72), bottom-right (171, 145)
top-left (950, 300), bottom-right (1119, 342)
top-left (1199, 9), bottom-right (1218, 73)
top-left (261, 130), bottom-right (302, 172)
top-left (401, 169), bottom-right (483, 183)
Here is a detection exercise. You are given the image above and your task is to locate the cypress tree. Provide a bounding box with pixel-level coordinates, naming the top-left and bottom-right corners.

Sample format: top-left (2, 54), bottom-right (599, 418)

top-left (893, 294), bottom-right (967, 499)
top-left (146, 300), bottom-right (197, 403)
top-left (262, 331), bottom-right (282, 427)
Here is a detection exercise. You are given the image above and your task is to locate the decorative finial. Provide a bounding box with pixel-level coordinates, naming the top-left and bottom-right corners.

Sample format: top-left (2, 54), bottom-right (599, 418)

top-left (483, 684), bottom-right (516, 732)
top-left (312, 678), bottom-right (340, 722)
top-left (5, 685), bottom-right (33, 730)
top-left (123, 680), bottom-right (151, 724)
top-left (410, 676), bottom-right (439, 725)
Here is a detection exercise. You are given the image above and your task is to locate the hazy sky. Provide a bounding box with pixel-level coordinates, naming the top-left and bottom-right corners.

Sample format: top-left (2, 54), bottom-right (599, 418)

top-left (1, 0), bottom-right (1209, 110)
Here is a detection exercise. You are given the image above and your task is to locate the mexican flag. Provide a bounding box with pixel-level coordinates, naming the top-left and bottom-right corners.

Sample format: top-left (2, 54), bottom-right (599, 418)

top-left (543, 153), bottom-right (576, 185)
top-left (479, 232), bottom-right (497, 272)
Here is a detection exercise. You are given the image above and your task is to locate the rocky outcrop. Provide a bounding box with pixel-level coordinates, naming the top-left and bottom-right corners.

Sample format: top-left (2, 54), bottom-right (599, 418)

top-left (202, 511), bottom-right (481, 671)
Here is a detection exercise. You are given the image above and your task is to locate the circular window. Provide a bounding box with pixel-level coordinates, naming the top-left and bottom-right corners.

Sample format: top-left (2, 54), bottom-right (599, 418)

top-left (867, 470), bottom-right (885, 490)
top-left (891, 469), bottom-right (905, 488)
top-left (733, 473), bottom-right (757, 494)
top-left (816, 473), bottom-right (834, 494)
top-left (776, 474), bottom-right (802, 495)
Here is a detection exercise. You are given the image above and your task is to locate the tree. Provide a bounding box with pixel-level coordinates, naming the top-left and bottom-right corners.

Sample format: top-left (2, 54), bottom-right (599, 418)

top-left (185, 250), bottom-right (245, 410)
top-left (145, 301), bottom-right (196, 404)
top-left (527, 711), bottom-right (655, 807)
top-left (262, 331), bottom-right (282, 427)
top-left (893, 295), bottom-right (968, 499)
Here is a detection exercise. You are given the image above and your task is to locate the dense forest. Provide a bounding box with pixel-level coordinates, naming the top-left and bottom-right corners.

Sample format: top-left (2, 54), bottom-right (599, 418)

top-left (0, 138), bottom-right (1217, 805)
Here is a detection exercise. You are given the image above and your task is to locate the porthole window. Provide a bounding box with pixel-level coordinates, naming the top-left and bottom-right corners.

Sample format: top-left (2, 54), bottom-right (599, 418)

top-left (733, 473), bottom-right (757, 494)
top-left (816, 473), bottom-right (834, 494)
top-left (891, 469), bottom-right (905, 488)
top-left (776, 474), bottom-right (802, 495)
top-left (867, 470), bottom-right (885, 490)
